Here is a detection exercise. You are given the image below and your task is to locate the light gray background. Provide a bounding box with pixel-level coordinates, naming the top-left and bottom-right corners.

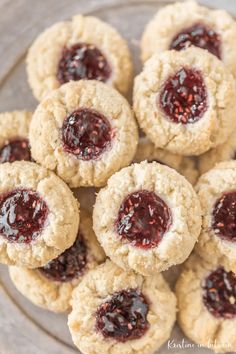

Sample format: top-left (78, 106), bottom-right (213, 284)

top-left (0, 1), bottom-right (235, 354)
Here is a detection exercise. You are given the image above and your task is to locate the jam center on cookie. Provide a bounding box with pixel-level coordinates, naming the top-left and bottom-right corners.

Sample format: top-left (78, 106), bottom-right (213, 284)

top-left (115, 190), bottom-right (172, 249)
top-left (0, 189), bottom-right (48, 243)
top-left (170, 23), bottom-right (221, 59)
top-left (61, 108), bottom-right (114, 160)
top-left (95, 288), bottom-right (149, 342)
top-left (202, 267), bottom-right (236, 319)
top-left (0, 139), bottom-right (31, 163)
top-left (39, 232), bottom-right (87, 282)
top-left (159, 68), bottom-right (207, 124)
top-left (212, 191), bottom-right (236, 243)
top-left (57, 43), bottom-right (111, 84)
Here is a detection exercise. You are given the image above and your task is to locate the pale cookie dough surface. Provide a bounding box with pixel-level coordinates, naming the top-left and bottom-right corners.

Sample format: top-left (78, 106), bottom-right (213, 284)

top-left (0, 110), bottom-right (32, 148)
top-left (29, 80), bottom-right (138, 188)
top-left (133, 47), bottom-right (236, 156)
top-left (68, 260), bottom-right (176, 354)
top-left (199, 129), bottom-right (236, 174)
top-left (134, 138), bottom-right (199, 184)
top-left (141, 0), bottom-right (236, 79)
top-left (93, 161), bottom-right (202, 276)
top-left (27, 14), bottom-right (133, 101)
top-left (0, 161), bottom-right (79, 268)
top-left (9, 210), bottom-right (105, 313)
top-left (176, 253), bottom-right (236, 353)
top-left (195, 161), bottom-right (236, 274)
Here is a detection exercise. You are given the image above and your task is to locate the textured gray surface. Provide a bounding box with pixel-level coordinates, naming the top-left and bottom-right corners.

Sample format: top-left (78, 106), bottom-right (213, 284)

top-left (0, 1), bottom-right (236, 353)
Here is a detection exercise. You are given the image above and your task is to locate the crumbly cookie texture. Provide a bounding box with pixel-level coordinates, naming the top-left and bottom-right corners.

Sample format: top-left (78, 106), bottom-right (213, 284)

top-left (29, 80), bottom-right (138, 188)
top-left (68, 260), bottom-right (176, 354)
top-left (134, 138), bottom-right (199, 184)
top-left (27, 14), bottom-right (133, 100)
top-left (93, 161), bottom-right (201, 275)
top-left (0, 161), bottom-right (79, 268)
top-left (199, 129), bottom-right (236, 174)
top-left (176, 253), bottom-right (236, 353)
top-left (133, 47), bottom-right (236, 156)
top-left (141, 0), bottom-right (236, 78)
top-left (195, 160), bottom-right (236, 273)
top-left (9, 210), bottom-right (105, 313)
top-left (0, 110), bottom-right (32, 147)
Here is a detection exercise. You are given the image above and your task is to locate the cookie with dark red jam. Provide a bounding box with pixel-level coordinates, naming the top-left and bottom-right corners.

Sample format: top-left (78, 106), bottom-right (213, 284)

top-left (170, 23), bottom-right (221, 59)
top-left (39, 232), bottom-right (87, 282)
top-left (0, 139), bottom-right (31, 163)
top-left (159, 67), bottom-right (207, 124)
top-left (196, 161), bottom-right (236, 275)
top-left (95, 288), bottom-right (149, 342)
top-left (176, 254), bottom-right (236, 353)
top-left (30, 80), bottom-right (138, 188)
top-left (68, 260), bottom-right (176, 354)
top-left (0, 111), bottom-right (32, 163)
top-left (202, 267), bottom-right (236, 319)
top-left (9, 210), bottom-right (105, 313)
top-left (93, 161), bottom-right (201, 275)
top-left (141, 1), bottom-right (236, 80)
top-left (0, 189), bottom-right (48, 244)
top-left (57, 43), bottom-right (111, 84)
top-left (0, 161), bottom-right (79, 268)
top-left (27, 14), bottom-right (133, 101)
top-left (61, 108), bottom-right (114, 161)
top-left (134, 47), bottom-right (236, 156)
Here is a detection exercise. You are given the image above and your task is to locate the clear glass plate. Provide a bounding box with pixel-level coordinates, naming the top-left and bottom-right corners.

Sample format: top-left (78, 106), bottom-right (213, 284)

top-left (0, 1), bottom-right (235, 353)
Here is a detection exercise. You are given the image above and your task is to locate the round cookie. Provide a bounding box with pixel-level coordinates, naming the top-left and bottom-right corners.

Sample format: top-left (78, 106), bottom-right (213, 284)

top-left (93, 161), bottom-right (201, 275)
top-left (133, 47), bottom-right (236, 156)
top-left (176, 253), bottom-right (236, 353)
top-left (0, 161), bottom-right (79, 268)
top-left (9, 210), bottom-right (105, 313)
top-left (27, 14), bottom-right (133, 101)
top-left (134, 138), bottom-right (199, 184)
top-left (199, 130), bottom-right (236, 174)
top-left (29, 80), bottom-right (138, 188)
top-left (0, 111), bottom-right (32, 163)
top-left (141, 0), bottom-right (236, 78)
top-left (68, 260), bottom-right (176, 354)
top-left (195, 160), bottom-right (236, 273)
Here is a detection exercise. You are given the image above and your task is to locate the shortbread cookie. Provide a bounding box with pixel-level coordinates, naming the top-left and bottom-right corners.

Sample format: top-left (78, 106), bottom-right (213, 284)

top-left (27, 14), bottom-right (133, 101)
top-left (199, 130), bottom-right (236, 174)
top-left (176, 254), bottom-right (236, 353)
top-left (133, 47), bottom-right (236, 156)
top-left (0, 161), bottom-right (79, 268)
top-left (195, 161), bottom-right (236, 273)
top-left (29, 80), bottom-right (138, 188)
top-left (68, 260), bottom-right (176, 354)
top-left (141, 0), bottom-right (236, 78)
top-left (93, 161), bottom-right (201, 275)
top-left (9, 210), bottom-right (105, 313)
top-left (0, 111), bottom-right (32, 163)
top-left (134, 138), bottom-right (199, 184)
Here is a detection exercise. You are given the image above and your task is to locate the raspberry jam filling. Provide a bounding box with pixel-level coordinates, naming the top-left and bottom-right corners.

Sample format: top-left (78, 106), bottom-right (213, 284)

top-left (0, 139), bottom-right (31, 163)
top-left (39, 232), bottom-right (87, 282)
top-left (159, 68), bottom-right (207, 124)
top-left (115, 190), bottom-right (172, 249)
top-left (61, 108), bottom-right (114, 160)
top-left (95, 289), bottom-right (149, 342)
top-left (57, 43), bottom-right (111, 84)
top-left (0, 189), bottom-right (48, 243)
top-left (202, 267), bottom-right (236, 319)
top-left (212, 191), bottom-right (236, 243)
top-left (170, 23), bottom-right (221, 59)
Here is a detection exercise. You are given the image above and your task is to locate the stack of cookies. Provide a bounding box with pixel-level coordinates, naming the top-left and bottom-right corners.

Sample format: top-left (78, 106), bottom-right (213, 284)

top-left (0, 1), bottom-right (236, 353)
